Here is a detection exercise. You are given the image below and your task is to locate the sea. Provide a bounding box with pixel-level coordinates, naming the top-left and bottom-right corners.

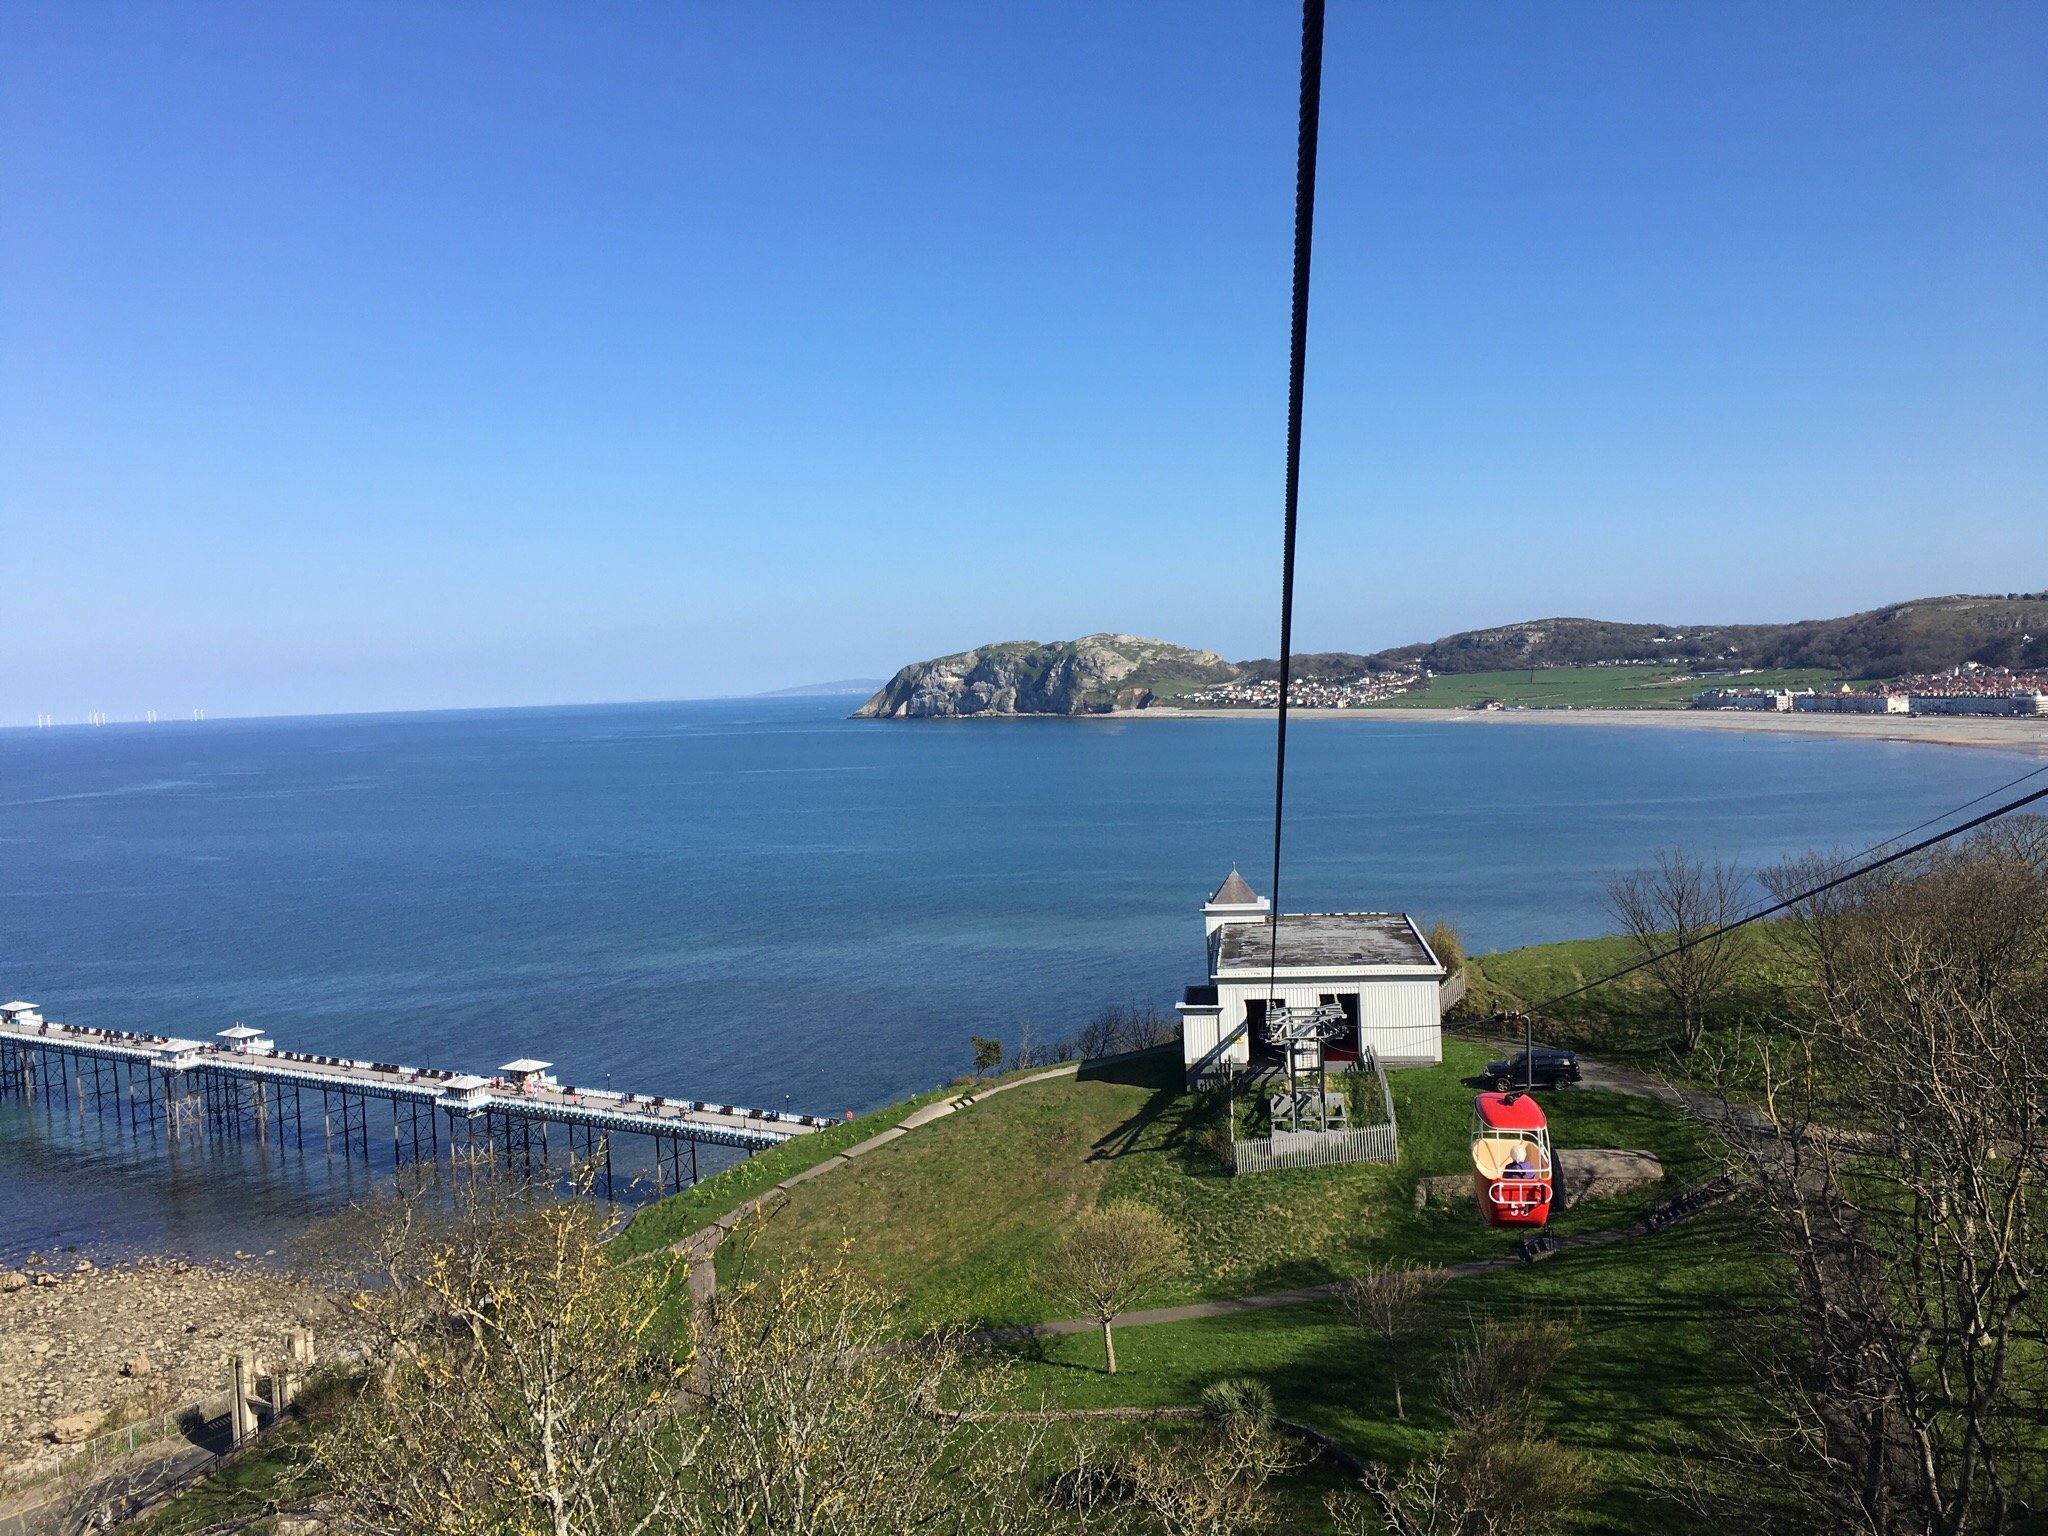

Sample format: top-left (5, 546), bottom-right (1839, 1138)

top-left (1, 698), bottom-right (2034, 1263)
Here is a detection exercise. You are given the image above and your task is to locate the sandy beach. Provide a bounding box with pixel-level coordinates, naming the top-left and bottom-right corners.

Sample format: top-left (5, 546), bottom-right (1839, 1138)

top-left (1140, 706), bottom-right (2048, 756)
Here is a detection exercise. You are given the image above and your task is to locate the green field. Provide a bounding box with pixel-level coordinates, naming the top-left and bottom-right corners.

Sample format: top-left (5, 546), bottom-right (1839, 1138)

top-left (567, 933), bottom-right (1821, 1530)
top-left (999, 1206), bottom-right (1774, 1536)
top-left (149, 991), bottom-right (1781, 1535)
top-left (1457, 923), bottom-right (1817, 1095)
top-left (701, 1038), bottom-right (1757, 1532)
top-left (712, 1042), bottom-right (1721, 1333)
top-left (1364, 664), bottom-right (1841, 711)
top-left (608, 1085), bottom-right (955, 1260)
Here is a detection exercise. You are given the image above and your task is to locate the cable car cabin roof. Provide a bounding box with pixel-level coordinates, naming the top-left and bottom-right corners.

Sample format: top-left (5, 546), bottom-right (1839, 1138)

top-left (1213, 913), bottom-right (1440, 973)
top-left (1474, 1091), bottom-right (1548, 1131)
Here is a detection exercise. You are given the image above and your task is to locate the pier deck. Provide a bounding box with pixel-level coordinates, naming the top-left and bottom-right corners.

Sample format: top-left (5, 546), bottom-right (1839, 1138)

top-left (0, 1000), bottom-right (828, 1195)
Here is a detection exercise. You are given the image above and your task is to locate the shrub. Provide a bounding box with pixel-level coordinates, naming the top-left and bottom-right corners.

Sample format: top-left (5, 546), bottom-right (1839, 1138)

top-left (1200, 1376), bottom-right (1275, 1430)
top-left (1425, 918), bottom-right (1465, 973)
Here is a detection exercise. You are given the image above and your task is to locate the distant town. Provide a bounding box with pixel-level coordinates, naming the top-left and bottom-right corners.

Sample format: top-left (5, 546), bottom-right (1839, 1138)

top-left (1180, 669), bottom-right (1424, 709)
top-left (1176, 661), bottom-right (2048, 717)
top-left (1690, 664), bottom-right (2048, 718)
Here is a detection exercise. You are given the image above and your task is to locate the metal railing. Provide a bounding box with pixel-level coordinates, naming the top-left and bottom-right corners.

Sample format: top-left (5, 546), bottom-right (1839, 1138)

top-left (1438, 967), bottom-right (1467, 1014)
top-left (1231, 1122), bottom-right (1397, 1173)
top-left (1, 1398), bottom-right (214, 1498)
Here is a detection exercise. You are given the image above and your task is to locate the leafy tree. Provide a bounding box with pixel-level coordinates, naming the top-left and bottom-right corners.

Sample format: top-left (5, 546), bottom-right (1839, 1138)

top-left (970, 1034), bottom-right (1003, 1077)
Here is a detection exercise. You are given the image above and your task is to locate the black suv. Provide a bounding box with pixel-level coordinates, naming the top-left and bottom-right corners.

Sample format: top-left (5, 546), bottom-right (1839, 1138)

top-left (1480, 1047), bottom-right (1582, 1092)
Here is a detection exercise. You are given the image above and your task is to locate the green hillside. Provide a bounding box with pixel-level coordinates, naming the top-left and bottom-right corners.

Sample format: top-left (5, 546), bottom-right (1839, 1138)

top-left (1359, 592), bottom-right (2048, 679)
top-left (1363, 664), bottom-right (1839, 710)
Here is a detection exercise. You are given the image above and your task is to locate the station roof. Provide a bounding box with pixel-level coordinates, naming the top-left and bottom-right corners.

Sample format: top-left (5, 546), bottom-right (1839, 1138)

top-left (2, 1001), bottom-right (39, 1014)
top-left (500, 1058), bottom-right (553, 1075)
top-left (1214, 913), bottom-right (1437, 972)
top-left (444, 1074), bottom-right (490, 1092)
top-left (218, 1026), bottom-right (268, 1040)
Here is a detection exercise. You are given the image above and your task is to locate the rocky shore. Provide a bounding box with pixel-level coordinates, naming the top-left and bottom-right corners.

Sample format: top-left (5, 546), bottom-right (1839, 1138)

top-left (0, 1253), bottom-right (352, 1486)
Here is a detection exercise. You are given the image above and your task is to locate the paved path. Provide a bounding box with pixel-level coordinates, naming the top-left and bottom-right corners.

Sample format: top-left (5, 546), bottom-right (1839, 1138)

top-left (951, 1221), bottom-right (1658, 1347)
top-left (672, 1037), bottom-right (1751, 1342)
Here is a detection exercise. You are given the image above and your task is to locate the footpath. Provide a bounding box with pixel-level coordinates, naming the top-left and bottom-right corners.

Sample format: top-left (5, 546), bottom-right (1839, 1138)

top-left (670, 1057), bottom-right (1106, 1308)
top-left (668, 1042), bottom-right (1748, 1334)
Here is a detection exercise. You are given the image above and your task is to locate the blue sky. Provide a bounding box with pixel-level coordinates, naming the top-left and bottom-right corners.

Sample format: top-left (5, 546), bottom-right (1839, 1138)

top-left (3, 2), bottom-right (2044, 719)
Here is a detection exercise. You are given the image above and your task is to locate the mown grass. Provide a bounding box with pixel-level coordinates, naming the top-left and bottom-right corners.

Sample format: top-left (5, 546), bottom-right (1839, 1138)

top-left (1364, 664), bottom-right (1840, 711)
top-left (997, 1204), bottom-right (1778, 1536)
top-left (714, 1042), bottom-right (1723, 1334)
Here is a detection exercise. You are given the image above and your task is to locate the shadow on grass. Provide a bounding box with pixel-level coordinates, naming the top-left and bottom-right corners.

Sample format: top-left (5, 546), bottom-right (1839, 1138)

top-left (1078, 1051), bottom-right (1229, 1173)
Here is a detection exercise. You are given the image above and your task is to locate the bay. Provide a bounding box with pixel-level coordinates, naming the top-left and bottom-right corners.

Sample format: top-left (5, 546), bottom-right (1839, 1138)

top-left (0, 698), bottom-right (2029, 1261)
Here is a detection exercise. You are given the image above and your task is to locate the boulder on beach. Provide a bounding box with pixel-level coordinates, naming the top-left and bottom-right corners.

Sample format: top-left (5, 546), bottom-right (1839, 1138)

top-left (49, 1412), bottom-right (101, 1445)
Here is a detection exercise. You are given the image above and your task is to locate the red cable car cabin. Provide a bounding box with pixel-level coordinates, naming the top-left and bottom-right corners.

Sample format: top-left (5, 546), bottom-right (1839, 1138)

top-left (1471, 1091), bottom-right (1554, 1229)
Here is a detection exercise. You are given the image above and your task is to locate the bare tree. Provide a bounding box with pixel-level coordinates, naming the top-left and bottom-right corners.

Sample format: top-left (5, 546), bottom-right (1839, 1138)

top-left (1041, 1202), bottom-right (1188, 1375)
top-left (687, 1259), bottom-right (1090, 1536)
top-left (1071, 1009), bottom-right (1126, 1061)
top-left (1605, 847), bottom-right (1748, 1050)
top-left (1337, 1263), bottom-right (1444, 1420)
top-left (1338, 1316), bottom-right (1585, 1536)
top-left (1118, 1385), bottom-right (1296, 1536)
top-left (1760, 849), bottom-right (1869, 1004)
top-left (313, 1164), bottom-right (694, 1536)
top-left (1691, 825), bottom-right (2048, 1535)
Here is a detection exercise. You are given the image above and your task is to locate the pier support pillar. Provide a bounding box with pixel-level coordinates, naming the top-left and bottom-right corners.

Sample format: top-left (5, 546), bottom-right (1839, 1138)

top-left (230, 1353), bottom-right (258, 1445)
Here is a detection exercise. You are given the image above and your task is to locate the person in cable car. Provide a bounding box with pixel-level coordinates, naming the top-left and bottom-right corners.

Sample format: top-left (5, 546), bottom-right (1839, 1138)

top-left (1471, 1093), bottom-right (1555, 1229)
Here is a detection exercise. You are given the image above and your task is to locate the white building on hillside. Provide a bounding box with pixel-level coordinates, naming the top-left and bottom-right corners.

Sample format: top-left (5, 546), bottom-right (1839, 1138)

top-left (1175, 870), bottom-right (1448, 1086)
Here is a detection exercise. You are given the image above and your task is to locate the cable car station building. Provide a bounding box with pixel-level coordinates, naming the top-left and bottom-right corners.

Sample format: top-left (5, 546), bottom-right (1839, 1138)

top-left (1175, 870), bottom-right (1448, 1086)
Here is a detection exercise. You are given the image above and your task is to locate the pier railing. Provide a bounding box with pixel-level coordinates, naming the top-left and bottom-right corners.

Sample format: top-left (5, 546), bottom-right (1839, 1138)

top-left (0, 1001), bottom-right (826, 1202)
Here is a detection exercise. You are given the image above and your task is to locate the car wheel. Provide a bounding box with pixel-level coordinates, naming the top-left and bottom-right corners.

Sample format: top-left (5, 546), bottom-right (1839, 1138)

top-left (1490, 1075), bottom-right (1512, 1092)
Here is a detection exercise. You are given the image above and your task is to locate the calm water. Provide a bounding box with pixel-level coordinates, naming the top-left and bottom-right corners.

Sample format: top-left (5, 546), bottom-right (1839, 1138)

top-left (0, 699), bottom-right (2031, 1260)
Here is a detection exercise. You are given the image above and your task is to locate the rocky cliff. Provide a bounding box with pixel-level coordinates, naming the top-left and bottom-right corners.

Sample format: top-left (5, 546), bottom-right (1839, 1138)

top-left (853, 634), bottom-right (1237, 718)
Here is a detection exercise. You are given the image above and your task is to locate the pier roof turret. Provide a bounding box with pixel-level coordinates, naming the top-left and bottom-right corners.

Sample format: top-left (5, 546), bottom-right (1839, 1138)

top-left (1208, 868), bottom-right (1261, 906)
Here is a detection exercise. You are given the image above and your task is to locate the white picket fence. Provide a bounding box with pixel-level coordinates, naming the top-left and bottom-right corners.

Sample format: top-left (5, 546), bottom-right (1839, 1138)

top-left (1230, 1122), bottom-right (1398, 1174)
top-left (1229, 1048), bottom-right (1401, 1175)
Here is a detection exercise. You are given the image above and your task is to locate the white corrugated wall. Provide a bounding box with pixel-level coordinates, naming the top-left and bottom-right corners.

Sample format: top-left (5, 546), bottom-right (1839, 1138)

top-left (1213, 976), bottom-right (1442, 1068)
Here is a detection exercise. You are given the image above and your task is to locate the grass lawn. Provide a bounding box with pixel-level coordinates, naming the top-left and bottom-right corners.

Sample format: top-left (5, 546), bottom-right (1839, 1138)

top-left (1364, 664), bottom-right (1840, 711)
top-left (608, 1086), bottom-right (955, 1260)
top-left (1459, 922), bottom-right (1816, 1092)
top-left (997, 1205), bottom-right (1777, 1536)
top-left (713, 1041), bottom-right (1725, 1335)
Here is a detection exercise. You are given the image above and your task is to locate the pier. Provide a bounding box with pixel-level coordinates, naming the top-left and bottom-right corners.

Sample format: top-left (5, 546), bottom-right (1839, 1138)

top-left (0, 1001), bottom-right (827, 1200)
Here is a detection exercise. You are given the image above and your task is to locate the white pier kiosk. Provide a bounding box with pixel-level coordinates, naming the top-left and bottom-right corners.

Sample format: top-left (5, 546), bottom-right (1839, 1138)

top-left (499, 1058), bottom-right (557, 1093)
top-left (441, 1073), bottom-right (493, 1116)
top-left (218, 1025), bottom-right (275, 1055)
